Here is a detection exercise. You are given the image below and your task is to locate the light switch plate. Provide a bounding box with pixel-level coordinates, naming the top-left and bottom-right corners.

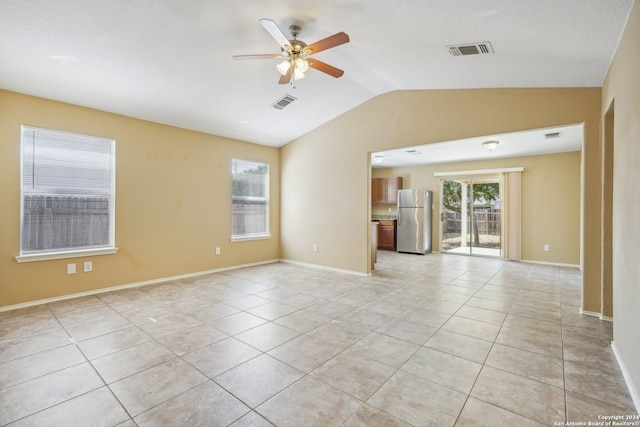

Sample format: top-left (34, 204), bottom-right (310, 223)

top-left (84, 261), bottom-right (92, 272)
top-left (67, 263), bottom-right (76, 274)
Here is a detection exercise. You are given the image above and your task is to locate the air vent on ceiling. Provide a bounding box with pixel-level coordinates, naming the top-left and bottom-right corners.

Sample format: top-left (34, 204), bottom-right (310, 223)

top-left (544, 131), bottom-right (562, 139)
top-left (447, 42), bottom-right (494, 56)
top-left (405, 149), bottom-right (421, 155)
top-left (272, 94), bottom-right (297, 110)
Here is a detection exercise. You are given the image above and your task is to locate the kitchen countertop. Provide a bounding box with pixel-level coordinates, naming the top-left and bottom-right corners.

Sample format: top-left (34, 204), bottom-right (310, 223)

top-left (372, 215), bottom-right (397, 221)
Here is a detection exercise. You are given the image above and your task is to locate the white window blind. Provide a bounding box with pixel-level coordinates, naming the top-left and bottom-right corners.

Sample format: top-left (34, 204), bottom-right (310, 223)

top-left (20, 126), bottom-right (115, 256)
top-left (231, 159), bottom-right (269, 239)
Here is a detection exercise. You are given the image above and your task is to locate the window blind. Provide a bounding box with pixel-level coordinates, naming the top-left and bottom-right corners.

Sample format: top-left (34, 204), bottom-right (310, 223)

top-left (21, 126), bottom-right (115, 255)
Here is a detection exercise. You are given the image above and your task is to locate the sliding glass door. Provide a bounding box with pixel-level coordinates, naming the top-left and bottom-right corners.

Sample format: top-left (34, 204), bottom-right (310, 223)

top-left (440, 178), bottom-right (501, 257)
top-left (441, 180), bottom-right (470, 253)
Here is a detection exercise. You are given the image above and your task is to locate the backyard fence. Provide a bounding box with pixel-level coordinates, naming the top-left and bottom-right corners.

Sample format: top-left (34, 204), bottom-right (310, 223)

top-left (444, 208), bottom-right (501, 235)
top-left (22, 195), bottom-right (110, 252)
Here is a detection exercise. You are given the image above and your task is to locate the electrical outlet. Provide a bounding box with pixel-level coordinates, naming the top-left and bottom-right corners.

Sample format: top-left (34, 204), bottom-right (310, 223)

top-left (215, 247), bottom-right (221, 255)
top-left (313, 244), bottom-right (318, 253)
top-left (544, 244), bottom-right (550, 252)
top-left (67, 263), bottom-right (76, 274)
top-left (84, 261), bottom-right (92, 272)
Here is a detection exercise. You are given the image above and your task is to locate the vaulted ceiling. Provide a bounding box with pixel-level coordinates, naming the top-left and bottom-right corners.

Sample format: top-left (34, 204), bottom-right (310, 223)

top-left (0, 1), bottom-right (633, 149)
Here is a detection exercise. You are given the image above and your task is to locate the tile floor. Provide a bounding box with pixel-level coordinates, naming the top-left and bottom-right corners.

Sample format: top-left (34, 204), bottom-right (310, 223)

top-left (0, 251), bottom-right (637, 426)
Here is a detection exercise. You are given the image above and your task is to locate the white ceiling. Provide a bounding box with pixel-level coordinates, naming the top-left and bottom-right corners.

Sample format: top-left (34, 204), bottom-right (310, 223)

top-left (0, 0), bottom-right (633, 151)
top-left (371, 124), bottom-right (583, 168)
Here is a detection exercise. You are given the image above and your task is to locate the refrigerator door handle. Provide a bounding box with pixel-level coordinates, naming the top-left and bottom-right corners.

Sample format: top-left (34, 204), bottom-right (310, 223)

top-left (397, 194), bottom-right (401, 225)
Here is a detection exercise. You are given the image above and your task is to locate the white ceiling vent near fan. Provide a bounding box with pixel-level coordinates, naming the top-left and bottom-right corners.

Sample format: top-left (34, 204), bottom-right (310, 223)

top-left (272, 94), bottom-right (297, 110)
top-left (447, 42), bottom-right (494, 56)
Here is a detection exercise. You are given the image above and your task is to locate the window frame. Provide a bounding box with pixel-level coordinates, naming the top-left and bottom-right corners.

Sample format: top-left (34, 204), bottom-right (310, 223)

top-left (230, 158), bottom-right (271, 242)
top-left (15, 125), bottom-right (118, 263)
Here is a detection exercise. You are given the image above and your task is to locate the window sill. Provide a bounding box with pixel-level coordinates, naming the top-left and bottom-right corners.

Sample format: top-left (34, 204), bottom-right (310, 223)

top-left (15, 247), bottom-right (119, 263)
top-left (231, 234), bottom-right (272, 242)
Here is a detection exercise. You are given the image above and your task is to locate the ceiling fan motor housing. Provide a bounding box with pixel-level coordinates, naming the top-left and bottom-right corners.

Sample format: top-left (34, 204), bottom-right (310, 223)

top-left (287, 25), bottom-right (308, 55)
top-left (290, 41), bottom-right (307, 54)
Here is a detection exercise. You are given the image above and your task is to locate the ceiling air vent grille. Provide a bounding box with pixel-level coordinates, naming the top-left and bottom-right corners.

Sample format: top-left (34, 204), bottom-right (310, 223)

top-left (447, 42), bottom-right (494, 57)
top-left (544, 131), bottom-right (562, 139)
top-left (272, 94), bottom-right (297, 110)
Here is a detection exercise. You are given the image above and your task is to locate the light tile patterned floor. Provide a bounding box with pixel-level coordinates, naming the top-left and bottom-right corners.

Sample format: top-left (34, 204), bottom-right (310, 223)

top-left (0, 251), bottom-right (637, 426)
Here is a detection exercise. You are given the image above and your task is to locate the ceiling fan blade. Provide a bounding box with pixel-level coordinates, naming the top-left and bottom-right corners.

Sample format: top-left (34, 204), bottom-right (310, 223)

top-left (278, 66), bottom-right (293, 85)
top-left (260, 18), bottom-right (293, 50)
top-left (233, 54), bottom-right (283, 60)
top-left (305, 32), bottom-right (350, 55)
top-left (308, 59), bottom-right (344, 78)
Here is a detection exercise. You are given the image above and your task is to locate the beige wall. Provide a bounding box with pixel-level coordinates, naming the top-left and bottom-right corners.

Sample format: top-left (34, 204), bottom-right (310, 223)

top-left (372, 151), bottom-right (581, 265)
top-left (1, 88), bottom-right (604, 323)
top-left (0, 90), bottom-right (280, 308)
top-left (281, 87), bottom-right (602, 308)
top-left (603, 0), bottom-right (640, 410)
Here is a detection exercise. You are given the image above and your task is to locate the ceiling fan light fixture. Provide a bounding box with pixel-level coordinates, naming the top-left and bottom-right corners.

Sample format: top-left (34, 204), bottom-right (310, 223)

top-left (293, 68), bottom-right (306, 80)
top-left (295, 57), bottom-right (309, 72)
top-left (276, 60), bottom-right (291, 75)
top-left (482, 140), bottom-right (500, 151)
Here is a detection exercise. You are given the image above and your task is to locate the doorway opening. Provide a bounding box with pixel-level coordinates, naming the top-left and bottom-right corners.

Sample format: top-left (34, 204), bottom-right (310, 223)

top-left (440, 177), bottom-right (501, 257)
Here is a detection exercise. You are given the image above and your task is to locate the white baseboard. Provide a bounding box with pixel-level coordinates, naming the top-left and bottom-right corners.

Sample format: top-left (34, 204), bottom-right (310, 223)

top-left (578, 308), bottom-right (613, 322)
top-left (611, 341), bottom-right (640, 414)
top-left (279, 259), bottom-right (370, 277)
top-left (579, 307), bottom-right (602, 318)
top-left (520, 259), bottom-right (581, 269)
top-left (0, 259), bottom-right (280, 313)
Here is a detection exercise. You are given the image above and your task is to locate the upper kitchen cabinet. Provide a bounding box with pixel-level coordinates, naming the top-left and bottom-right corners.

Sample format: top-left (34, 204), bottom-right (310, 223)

top-left (372, 177), bottom-right (403, 204)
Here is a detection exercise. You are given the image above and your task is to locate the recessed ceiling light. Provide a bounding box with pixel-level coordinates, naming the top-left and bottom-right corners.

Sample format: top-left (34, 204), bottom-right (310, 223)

top-left (482, 140), bottom-right (499, 151)
top-left (373, 155), bottom-right (384, 163)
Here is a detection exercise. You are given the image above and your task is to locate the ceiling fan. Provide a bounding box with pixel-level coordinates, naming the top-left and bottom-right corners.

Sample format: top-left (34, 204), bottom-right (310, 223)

top-left (233, 19), bottom-right (350, 85)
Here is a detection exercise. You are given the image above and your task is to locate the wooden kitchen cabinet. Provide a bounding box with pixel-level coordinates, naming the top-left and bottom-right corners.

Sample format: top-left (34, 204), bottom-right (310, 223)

top-left (371, 178), bottom-right (384, 204)
top-left (378, 220), bottom-right (396, 251)
top-left (385, 177), bottom-right (403, 204)
top-left (372, 177), bottom-right (403, 204)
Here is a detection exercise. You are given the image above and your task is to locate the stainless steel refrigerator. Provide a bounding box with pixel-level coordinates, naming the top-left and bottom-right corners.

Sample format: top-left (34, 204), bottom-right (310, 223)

top-left (397, 189), bottom-right (433, 254)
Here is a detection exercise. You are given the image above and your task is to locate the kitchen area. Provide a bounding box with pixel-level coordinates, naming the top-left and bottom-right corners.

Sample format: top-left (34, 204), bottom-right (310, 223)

top-left (371, 176), bottom-right (433, 269)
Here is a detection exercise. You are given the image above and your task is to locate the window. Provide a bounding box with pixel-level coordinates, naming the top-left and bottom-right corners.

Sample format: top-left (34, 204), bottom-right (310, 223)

top-left (18, 126), bottom-right (116, 261)
top-left (231, 159), bottom-right (270, 240)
